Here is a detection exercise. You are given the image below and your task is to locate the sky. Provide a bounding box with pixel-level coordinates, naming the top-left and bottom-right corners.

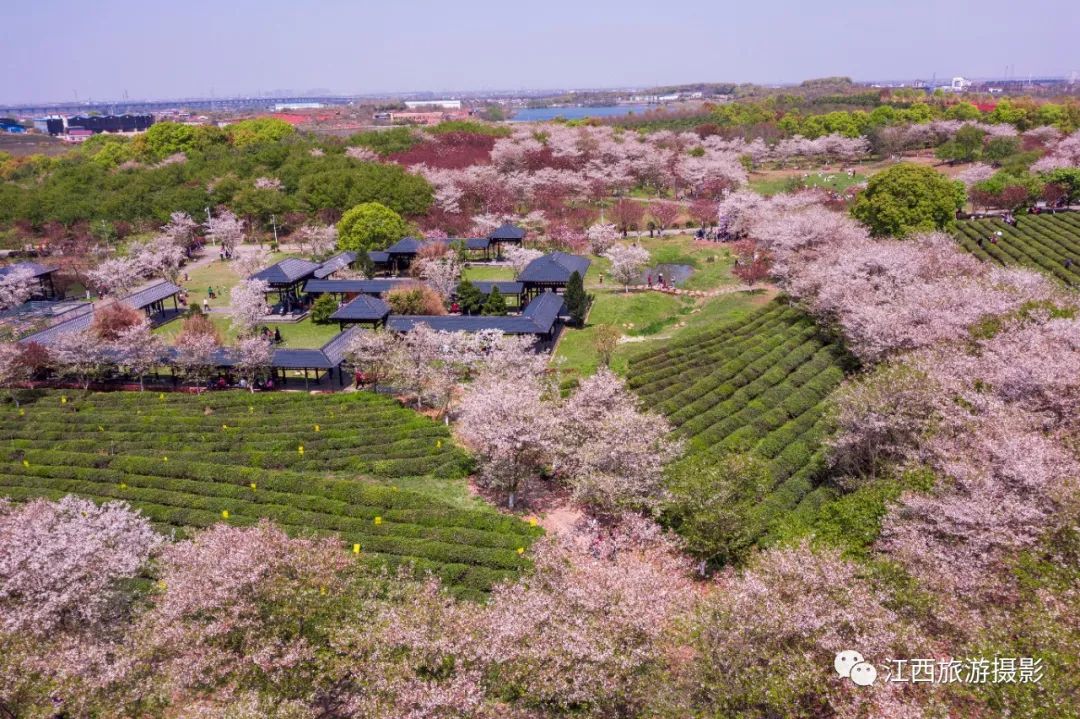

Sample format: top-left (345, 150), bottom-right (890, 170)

top-left (2, 0), bottom-right (1076, 104)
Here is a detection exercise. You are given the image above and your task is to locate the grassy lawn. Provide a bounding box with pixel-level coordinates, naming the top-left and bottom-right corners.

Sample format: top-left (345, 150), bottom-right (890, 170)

top-left (154, 314), bottom-right (341, 348)
top-left (462, 264), bottom-right (517, 282)
top-left (556, 290), bottom-right (689, 377)
top-left (750, 171), bottom-right (867, 197)
top-left (554, 236), bottom-right (745, 379)
top-left (554, 288), bottom-right (774, 381)
top-left (180, 251), bottom-right (292, 309)
top-left (0, 390), bottom-right (533, 599)
top-left (634, 234), bottom-right (737, 290)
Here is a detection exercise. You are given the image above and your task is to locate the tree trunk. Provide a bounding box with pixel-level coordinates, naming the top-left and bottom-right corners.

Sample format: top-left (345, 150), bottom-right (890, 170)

top-left (507, 491), bottom-right (516, 510)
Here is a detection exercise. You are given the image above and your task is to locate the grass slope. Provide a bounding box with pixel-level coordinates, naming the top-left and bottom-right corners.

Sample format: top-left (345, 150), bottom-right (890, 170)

top-left (0, 390), bottom-right (539, 599)
top-left (954, 214), bottom-right (1080, 286)
top-left (627, 299), bottom-right (854, 545)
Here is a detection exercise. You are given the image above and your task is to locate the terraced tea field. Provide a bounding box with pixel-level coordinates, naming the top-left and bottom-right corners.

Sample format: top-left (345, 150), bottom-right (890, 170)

top-left (627, 300), bottom-right (853, 547)
top-left (0, 391), bottom-right (539, 599)
top-left (954, 213), bottom-right (1080, 286)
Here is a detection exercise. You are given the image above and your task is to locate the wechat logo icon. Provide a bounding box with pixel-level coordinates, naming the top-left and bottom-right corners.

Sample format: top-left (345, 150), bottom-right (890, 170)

top-left (835, 650), bottom-right (877, 686)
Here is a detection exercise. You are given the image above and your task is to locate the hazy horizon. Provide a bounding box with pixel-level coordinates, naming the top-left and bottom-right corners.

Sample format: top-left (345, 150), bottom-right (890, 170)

top-left (3, 0), bottom-right (1076, 105)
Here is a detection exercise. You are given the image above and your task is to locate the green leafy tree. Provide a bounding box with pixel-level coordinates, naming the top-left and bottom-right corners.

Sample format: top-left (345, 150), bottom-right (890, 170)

top-left (456, 279), bottom-right (485, 315)
top-left (136, 122), bottom-right (226, 160)
top-left (1042, 168), bottom-right (1080, 204)
top-left (232, 187), bottom-right (294, 232)
top-left (355, 251), bottom-right (376, 279)
top-left (309, 294), bottom-right (338, 325)
top-left (482, 286), bottom-right (508, 316)
top-left (971, 171), bottom-right (1044, 211)
top-left (347, 127), bottom-right (421, 156)
top-left (298, 165), bottom-right (432, 216)
top-left (851, 163), bottom-right (965, 237)
top-left (984, 136), bottom-right (1020, 164)
top-left (227, 118), bottom-right (296, 148)
top-left (946, 102), bottom-right (982, 121)
top-left (563, 271), bottom-right (590, 326)
top-left (336, 202), bottom-right (407, 253)
top-left (664, 452), bottom-right (773, 572)
top-left (935, 125), bottom-right (986, 163)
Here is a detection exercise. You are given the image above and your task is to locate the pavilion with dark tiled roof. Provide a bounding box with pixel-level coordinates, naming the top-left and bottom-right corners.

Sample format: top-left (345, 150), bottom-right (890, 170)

top-left (123, 281), bottom-right (182, 322)
top-left (329, 295), bottom-right (391, 331)
top-left (312, 251), bottom-right (358, 279)
top-left (467, 281), bottom-right (524, 307)
top-left (487, 222), bottom-right (525, 257)
top-left (18, 281), bottom-right (182, 347)
top-left (383, 237), bottom-right (426, 274)
top-left (387, 290), bottom-right (565, 344)
top-left (0, 262), bottom-right (62, 300)
top-left (250, 258), bottom-right (322, 309)
top-left (303, 278), bottom-right (412, 299)
top-left (517, 252), bottom-right (590, 299)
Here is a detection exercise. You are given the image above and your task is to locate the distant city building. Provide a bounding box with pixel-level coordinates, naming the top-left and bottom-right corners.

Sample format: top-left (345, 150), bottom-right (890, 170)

top-left (273, 102), bottom-right (325, 111)
top-left (67, 114), bottom-right (153, 134)
top-left (388, 109), bottom-right (472, 125)
top-left (628, 92), bottom-right (682, 104)
top-left (63, 128), bottom-right (94, 143)
top-left (0, 118), bottom-right (26, 133)
top-left (36, 114), bottom-right (154, 137)
top-left (404, 99), bottom-right (462, 110)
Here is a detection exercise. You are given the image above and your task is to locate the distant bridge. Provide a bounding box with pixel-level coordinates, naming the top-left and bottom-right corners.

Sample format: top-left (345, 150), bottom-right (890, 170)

top-left (0, 95), bottom-right (367, 117)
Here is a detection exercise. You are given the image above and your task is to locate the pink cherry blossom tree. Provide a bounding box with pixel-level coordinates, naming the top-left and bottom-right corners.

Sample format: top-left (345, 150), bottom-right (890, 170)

top-left (345, 328), bottom-right (400, 392)
top-left (503, 245), bottom-right (544, 277)
top-left (0, 496), bottom-right (161, 635)
top-left (253, 176), bottom-right (283, 191)
top-left (0, 266), bottom-right (36, 311)
top-left (295, 223), bottom-right (338, 258)
top-left (345, 145), bottom-right (379, 162)
top-left (133, 234), bottom-right (187, 284)
top-left (664, 542), bottom-right (924, 719)
top-left (553, 368), bottom-right (682, 514)
top-left (229, 279), bottom-right (269, 337)
top-left (204, 209), bottom-right (245, 256)
top-left (585, 222), bottom-right (619, 254)
top-left (0, 342), bottom-right (30, 405)
top-left (50, 328), bottom-right (109, 389)
top-left (87, 257), bottom-right (142, 299)
top-left (230, 247), bottom-right (271, 279)
top-left (112, 319), bottom-right (166, 390)
top-left (162, 211), bottom-right (199, 253)
top-left (603, 244), bottom-right (650, 290)
top-left (415, 251), bottom-right (461, 300)
top-left (173, 330), bottom-right (220, 390)
top-left (134, 521), bottom-right (354, 700)
top-left (648, 201), bottom-right (680, 231)
top-left (234, 335), bottom-right (273, 391)
top-left (457, 372), bottom-right (557, 508)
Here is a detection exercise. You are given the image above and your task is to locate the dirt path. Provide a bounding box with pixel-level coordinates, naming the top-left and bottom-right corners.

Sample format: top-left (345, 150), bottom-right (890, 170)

top-left (538, 504), bottom-right (584, 537)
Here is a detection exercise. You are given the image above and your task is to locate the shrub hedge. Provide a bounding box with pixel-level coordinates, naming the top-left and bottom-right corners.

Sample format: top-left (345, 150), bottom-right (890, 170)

top-left (628, 299), bottom-right (852, 550)
top-left (0, 390), bottom-right (538, 595)
top-left (954, 214), bottom-right (1080, 286)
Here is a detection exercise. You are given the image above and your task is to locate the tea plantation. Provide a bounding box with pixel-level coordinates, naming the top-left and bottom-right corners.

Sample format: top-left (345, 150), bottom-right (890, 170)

top-left (0, 391), bottom-right (541, 599)
top-left (627, 300), bottom-right (853, 546)
top-left (954, 213), bottom-right (1080, 286)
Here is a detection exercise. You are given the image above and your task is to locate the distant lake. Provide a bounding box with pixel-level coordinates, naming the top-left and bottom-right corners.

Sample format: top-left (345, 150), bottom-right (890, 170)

top-left (510, 104), bottom-right (653, 122)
